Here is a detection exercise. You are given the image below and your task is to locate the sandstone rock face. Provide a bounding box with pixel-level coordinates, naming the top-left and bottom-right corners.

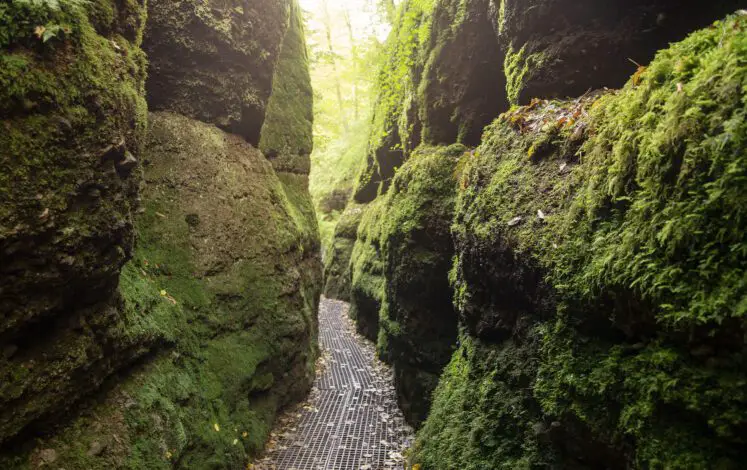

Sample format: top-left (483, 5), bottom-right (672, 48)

top-left (353, 0), bottom-right (508, 203)
top-left (352, 0), bottom-right (432, 204)
top-left (144, 0), bottom-right (290, 145)
top-left (374, 146), bottom-right (462, 427)
top-left (413, 15), bottom-right (747, 468)
top-left (349, 202), bottom-right (385, 342)
top-left (259, 0), bottom-right (314, 174)
top-left (0, 0), bottom-right (148, 445)
top-left (419, 0), bottom-right (507, 146)
top-left (0, 0), bottom-right (320, 467)
top-left (497, 0), bottom-right (741, 104)
top-left (323, 204), bottom-right (365, 301)
top-left (349, 145), bottom-right (463, 427)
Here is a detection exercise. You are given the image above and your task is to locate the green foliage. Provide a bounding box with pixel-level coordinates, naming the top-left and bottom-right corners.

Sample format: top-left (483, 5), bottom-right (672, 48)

top-left (0, 0), bottom-right (85, 48)
top-left (305, 0), bottom-right (388, 251)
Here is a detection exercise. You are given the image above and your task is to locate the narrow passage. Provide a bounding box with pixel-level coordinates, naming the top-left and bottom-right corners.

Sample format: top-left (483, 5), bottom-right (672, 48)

top-left (256, 298), bottom-right (413, 470)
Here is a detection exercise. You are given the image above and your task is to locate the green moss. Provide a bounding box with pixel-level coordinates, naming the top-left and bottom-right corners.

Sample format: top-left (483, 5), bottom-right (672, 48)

top-left (0, 0), bottom-right (147, 224)
top-left (416, 14), bottom-right (747, 469)
top-left (504, 44), bottom-right (546, 106)
top-left (323, 204), bottom-right (365, 301)
top-left (411, 334), bottom-right (551, 469)
top-left (259, 0), bottom-right (314, 174)
top-left (349, 198), bottom-right (387, 340)
top-left (0, 112), bottom-right (322, 468)
top-left (352, 0), bottom-right (435, 201)
top-left (349, 144), bottom-right (463, 423)
top-left (0, 0), bottom-right (149, 447)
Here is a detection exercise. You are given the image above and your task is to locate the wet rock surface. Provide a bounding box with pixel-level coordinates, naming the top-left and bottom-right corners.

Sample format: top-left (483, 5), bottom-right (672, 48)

top-left (257, 298), bottom-right (413, 470)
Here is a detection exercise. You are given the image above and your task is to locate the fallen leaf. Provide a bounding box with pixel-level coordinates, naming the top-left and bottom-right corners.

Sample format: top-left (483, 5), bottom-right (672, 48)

top-left (214, 423), bottom-right (220, 432)
top-left (507, 216), bottom-right (523, 227)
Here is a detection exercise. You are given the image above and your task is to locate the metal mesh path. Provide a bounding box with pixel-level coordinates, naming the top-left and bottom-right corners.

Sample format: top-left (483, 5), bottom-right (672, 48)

top-left (257, 297), bottom-right (413, 470)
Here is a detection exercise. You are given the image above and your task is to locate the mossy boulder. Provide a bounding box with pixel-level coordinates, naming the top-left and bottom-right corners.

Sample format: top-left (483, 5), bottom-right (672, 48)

top-left (143, 0), bottom-right (291, 145)
top-left (497, 0), bottom-right (741, 104)
top-left (413, 14), bottom-right (747, 468)
top-left (0, 0), bottom-right (148, 445)
top-left (323, 203), bottom-right (365, 301)
top-left (259, 0), bottom-right (313, 175)
top-left (0, 111), bottom-right (322, 469)
top-left (374, 145), bottom-right (462, 426)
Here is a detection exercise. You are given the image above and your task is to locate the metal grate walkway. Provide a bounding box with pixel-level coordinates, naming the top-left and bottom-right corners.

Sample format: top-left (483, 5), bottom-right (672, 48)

top-left (256, 297), bottom-right (413, 470)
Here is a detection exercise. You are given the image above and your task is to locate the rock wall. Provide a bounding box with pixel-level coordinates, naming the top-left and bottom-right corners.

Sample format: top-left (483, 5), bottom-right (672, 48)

top-left (497, 0), bottom-right (742, 104)
top-left (353, 0), bottom-right (741, 204)
top-left (412, 13), bottom-right (746, 468)
top-left (342, 0), bottom-right (746, 464)
top-left (349, 200), bottom-right (386, 342)
top-left (323, 203), bottom-right (364, 301)
top-left (144, 0), bottom-right (288, 145)
top-left (352, 0), bottom-right (508, 204)
top-left (0, 0), bottom-right (321, 467)
top-left (349, 145), bottom-right (463, 424)
top-left (0, 0), bottom-right (148, 446)
top-left (373, 145), bottom-right (462, 426)
top-left (419, 0), bottom-right (507, 146)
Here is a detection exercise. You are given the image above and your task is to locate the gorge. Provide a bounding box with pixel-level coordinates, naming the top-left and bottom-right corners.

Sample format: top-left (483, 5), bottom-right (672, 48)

top-left (1, 0), bottom-right (745, 469)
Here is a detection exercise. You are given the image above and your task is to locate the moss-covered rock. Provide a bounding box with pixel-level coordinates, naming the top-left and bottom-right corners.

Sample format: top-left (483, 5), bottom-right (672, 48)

top-left (323, 203), bottom-right (365, 301)
top-left (143, 0), bottom-right (291, 145)
top-left (349, 145), bottom-right (462, 426)
top-left (419, 0), bottom-right (507, 146)
top-left (496, 0), bottom-right (741, 105)
top-left (353, 0), bottom-right (511, 204)
top-left (0, 0), bottom-right (148, 445)
top-left (413, 14), bottom-right (747, 468)
top-left (374, 145), bottom-right (462, 426)
top-left (0, 111), bottom-right (322, 469)
top-left (352, 0), bottom-right (435, 203)
top-left (349, 200), bottom-right (386, 342)
top-left (259, 0), bottom-right (313, 175)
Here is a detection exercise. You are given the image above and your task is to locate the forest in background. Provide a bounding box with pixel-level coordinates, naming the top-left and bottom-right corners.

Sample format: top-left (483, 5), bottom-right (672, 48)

top-left (303, 0), bottom-right (395, 250)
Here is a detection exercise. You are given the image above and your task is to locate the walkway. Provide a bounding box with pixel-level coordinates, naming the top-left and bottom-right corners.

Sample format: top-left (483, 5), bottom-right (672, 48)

top-left (255, 297), bottom-right (413, 470)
